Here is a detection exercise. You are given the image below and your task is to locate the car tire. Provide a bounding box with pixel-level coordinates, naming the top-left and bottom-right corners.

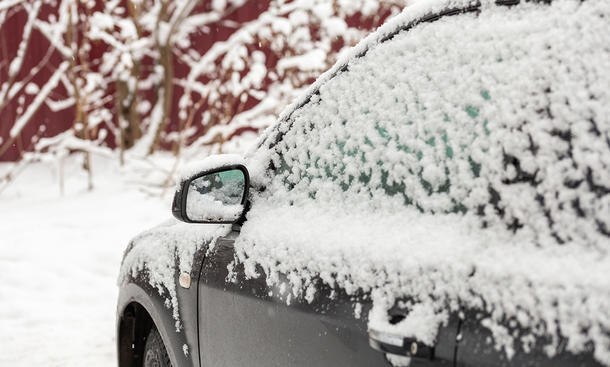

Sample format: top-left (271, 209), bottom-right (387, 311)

top-left (143, 326), bottom-right (172, 367)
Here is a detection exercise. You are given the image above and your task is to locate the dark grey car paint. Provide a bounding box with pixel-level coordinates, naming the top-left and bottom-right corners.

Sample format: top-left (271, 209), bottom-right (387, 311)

top-left (456, 309), bottom-right (604, 367)
top-left (116, 229), bottom-right (603, 367)
top-left (197, 233), bottom-right (459, 367)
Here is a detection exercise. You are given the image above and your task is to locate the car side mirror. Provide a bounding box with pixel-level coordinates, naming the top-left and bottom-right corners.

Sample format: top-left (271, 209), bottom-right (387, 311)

top-left (172, 163), bottom-right (249, 224)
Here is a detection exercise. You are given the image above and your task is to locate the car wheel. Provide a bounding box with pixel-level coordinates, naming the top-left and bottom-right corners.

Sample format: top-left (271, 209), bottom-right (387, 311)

top-left (143, 326), bottom-right (172, 367)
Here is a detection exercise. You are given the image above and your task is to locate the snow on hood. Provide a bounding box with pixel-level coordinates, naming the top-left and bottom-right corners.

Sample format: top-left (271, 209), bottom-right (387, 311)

top-left (119, 219), bottom-right (231, 330)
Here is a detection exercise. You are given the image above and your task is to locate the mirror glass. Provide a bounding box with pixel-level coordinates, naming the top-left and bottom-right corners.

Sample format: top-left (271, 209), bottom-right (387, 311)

top-left (185, 169), bottom-right (246, 222)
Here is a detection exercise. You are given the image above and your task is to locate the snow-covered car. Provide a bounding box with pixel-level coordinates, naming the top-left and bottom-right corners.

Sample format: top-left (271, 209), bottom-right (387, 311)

top-left (116, 0), bottom-right (610, 366)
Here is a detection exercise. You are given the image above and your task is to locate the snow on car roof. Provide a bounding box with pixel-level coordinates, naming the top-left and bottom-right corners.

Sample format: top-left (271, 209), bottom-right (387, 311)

top-left (119, 219), bottom-right (232, 331)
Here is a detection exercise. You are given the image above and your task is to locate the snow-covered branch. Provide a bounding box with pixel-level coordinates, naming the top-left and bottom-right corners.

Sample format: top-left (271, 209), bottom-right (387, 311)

top-left (10, 62), bottom-right (70, 139)
top-left (1, 0), bottom-right (409, 188)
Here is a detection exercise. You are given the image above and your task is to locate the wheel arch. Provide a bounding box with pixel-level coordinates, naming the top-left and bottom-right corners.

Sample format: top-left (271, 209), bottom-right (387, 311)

top-left (117, 301), bottom-right (154, 367)
top-left (117, 282), bottom-right (198, 367)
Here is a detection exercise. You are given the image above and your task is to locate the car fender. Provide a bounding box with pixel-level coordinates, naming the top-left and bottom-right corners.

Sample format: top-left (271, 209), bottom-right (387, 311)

top-left (117, 255), bottom-right (204, 367)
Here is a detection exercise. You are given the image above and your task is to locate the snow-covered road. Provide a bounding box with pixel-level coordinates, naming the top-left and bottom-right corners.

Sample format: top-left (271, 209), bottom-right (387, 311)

top-left (0, 157), bottom-right (170, 366)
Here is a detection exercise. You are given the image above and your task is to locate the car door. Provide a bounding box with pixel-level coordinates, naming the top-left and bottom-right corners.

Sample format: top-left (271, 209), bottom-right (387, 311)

top-left (197, 230), bottom-right (458, 367)
top-left (455, 309), bottom-right (605, 367)
top-left (195, 5), bottom-right (472, 365)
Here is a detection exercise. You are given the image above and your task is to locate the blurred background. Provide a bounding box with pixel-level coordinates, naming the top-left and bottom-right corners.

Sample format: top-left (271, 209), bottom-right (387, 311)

top-left (0, 0), bottom-right (409, 365)
top-left (0, 0), bottom-right (410, 173)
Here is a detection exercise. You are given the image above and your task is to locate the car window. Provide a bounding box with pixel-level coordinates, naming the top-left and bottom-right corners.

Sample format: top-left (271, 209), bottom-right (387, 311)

top-left (251, 3), bottom-right (609, 249)
top-left (266, 12), bottom-right (501, 217)
top-left (273, 103), bottom-right (481, 213)
top-left (267, 14), bottom-right (499, 215)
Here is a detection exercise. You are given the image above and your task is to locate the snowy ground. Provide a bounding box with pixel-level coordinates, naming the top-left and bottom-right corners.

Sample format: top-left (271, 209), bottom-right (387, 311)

top-left (0, 155), bottom-right (174, 366)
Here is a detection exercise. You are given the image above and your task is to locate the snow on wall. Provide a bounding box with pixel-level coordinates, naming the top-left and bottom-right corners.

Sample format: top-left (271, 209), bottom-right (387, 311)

top-left (238, 0), bottom-right (610, 363)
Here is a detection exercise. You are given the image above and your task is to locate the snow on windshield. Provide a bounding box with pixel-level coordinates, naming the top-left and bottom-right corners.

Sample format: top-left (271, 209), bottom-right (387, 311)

top-left (241, 0), bottom-right (610, 363)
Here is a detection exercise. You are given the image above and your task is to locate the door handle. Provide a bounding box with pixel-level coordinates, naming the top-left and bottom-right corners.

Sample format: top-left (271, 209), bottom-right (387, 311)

top-left (368, 329), bottom-right (434, 360)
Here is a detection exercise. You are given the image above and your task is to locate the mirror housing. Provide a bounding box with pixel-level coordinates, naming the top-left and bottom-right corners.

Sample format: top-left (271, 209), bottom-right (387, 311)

top-left (172, 163), bottom-right (249, 224)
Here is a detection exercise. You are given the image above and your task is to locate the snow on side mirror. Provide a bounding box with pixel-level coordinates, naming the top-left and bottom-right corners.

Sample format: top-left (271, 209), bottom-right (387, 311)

top-left (172, 156), bottom-right (249, 224)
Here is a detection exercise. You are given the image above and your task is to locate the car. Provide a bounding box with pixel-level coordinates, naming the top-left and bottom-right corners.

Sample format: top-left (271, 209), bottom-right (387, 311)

top-left (116, 0), bottom-right (610, 366)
